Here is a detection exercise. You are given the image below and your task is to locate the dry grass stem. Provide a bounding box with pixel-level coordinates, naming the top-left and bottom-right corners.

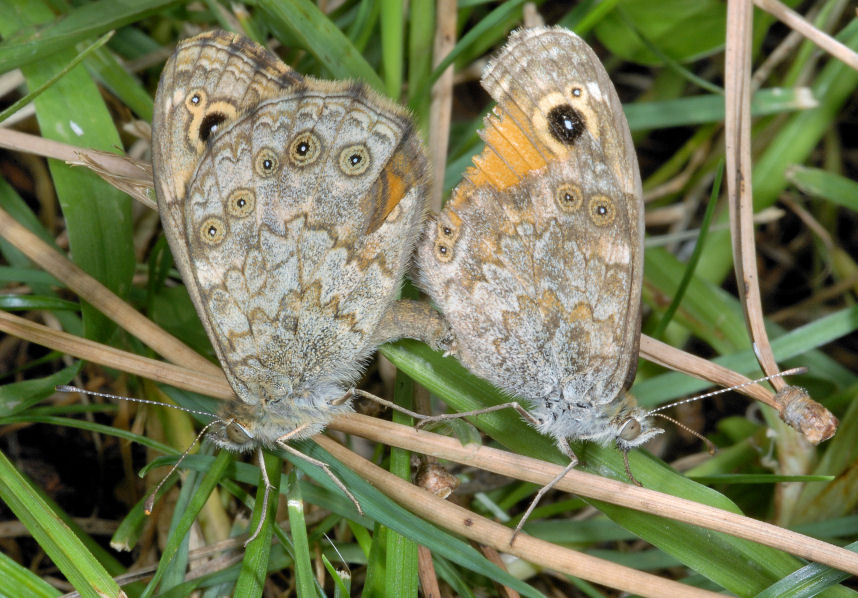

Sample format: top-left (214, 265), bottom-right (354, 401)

top-left (754, 0), bottom-right (858, 71)
top-left (0, 206), bottom-right (221, 378)
top-left (330, 414), bottom-right (858, 576)
top-left (316, 435), bottom-right (727, 598)
top-left (427, 0), bottom-right (457, 213)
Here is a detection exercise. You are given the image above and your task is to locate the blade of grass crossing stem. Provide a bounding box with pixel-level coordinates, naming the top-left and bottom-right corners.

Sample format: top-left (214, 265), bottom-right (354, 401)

top-left (286, 469), bottom-right (322, 597)
top-left (235, 451), bottom-right (281, 597)
top-left (417, 0), bottom-right (525, 99)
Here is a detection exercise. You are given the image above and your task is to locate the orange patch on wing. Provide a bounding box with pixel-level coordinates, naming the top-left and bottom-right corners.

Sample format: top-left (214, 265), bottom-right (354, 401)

top-left (368, 159), bottom-right (410, 233)
top-left (381, 167), bottom-right (406, 219)
top-left (468, 105), bottom-right (547, 191)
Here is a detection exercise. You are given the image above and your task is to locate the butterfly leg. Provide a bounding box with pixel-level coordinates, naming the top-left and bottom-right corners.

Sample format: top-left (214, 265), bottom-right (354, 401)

top-left (274, 431), bottom-right (364, 517)
top-left (510, 438), bottom-right (579, 545)
top-left (345, 389), bottom-right (540, 431)
top-left (412, 401), bottom-right (540, 430)
top-left (245, 447), bottom-right (276, 545)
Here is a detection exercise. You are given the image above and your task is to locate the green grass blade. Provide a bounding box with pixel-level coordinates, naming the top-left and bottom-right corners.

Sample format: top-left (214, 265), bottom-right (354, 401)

top-left (257, 0), bottom-right (384, 91)
top-left (234, 451), bottom-right (281, 597)
top-left (0, 450), bottom-right (122, 598)
top-left (0, 31), bottom-right (114, 123)
top-left (0, 0), bottom-right (178, 72)
top-left (286, 469), bottom-right (322, 597)
top-left (786, 165), bottom-right (858, 212)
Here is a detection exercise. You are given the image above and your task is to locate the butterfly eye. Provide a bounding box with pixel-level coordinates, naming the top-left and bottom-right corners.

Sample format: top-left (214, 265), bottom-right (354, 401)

top-left (200, 217), bottom-right (227, 245)
top-left (339, 144), bottom-right (370, 176)
top-left (619, 417), bottom-right (641, 441)
top-left (588, 195), bottom-right (616, 226)
top-left (288, 132), bottom-right (321, 166)
top-left (226, 189), bottom-right (255, 218)
top-left (254, 148), bottom-right (280, 177)
top-left (547, 104), bottom-right (585, 145)
top-left (555, 183), bottom-right (582, 212)
top-left (225, 421), bottom-right (253, 445)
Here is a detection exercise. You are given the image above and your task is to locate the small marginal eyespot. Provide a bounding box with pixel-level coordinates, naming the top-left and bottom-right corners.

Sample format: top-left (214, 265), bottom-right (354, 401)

top-left (288, 132), bottom-right (321, 166)
top-left (226, 188), bottom-right (255, 218)
top-left (434, 240), bottom-right (453, 262)
top-left (200, 217), bottom-right (226, 245)
top-left (588, 195), bottom-right (616, 226)
top-left (555, 183), bottom-right (582, 212)
top-left (199, 112), bottom-right (227, 142)
top-left (338, 144), bottom-right (370, 176)
top-left (571, 87), bottom-right (582, 98)
top-left (254, 148), bottom-right (280, 177)
top-left (185, 89), bottom-right (206, 111)
top-left (436, 219), bottom-right (459, 244)
top-left (547, 104), bottom-right (585, 145)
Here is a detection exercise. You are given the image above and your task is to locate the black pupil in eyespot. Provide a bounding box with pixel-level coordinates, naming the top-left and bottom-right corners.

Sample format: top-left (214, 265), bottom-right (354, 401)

top-left (199, 112), bottom-right (226, 142)
top-left (350, 154), bottom-right (361, 166)
top-left (443, 227), bottom-right (452, 236)
top-left (191, 94), bottom-right (200, 104)
top-left (263, 159), bottom-right (273, 169)
top-left (564, 193), bottom-right (572, 202)
top-left (547, 104), bottom-right (584, 145)
top-left (297, 141), bottom-right (309, 155)
top-left (236, 198), bottom-right (246, 207)
top-left (208, 226), bottom-right (217, 236)
top-left (439, 246), bottom-right (447, 254)
top-left (597, 205), bottom-right (607, 215)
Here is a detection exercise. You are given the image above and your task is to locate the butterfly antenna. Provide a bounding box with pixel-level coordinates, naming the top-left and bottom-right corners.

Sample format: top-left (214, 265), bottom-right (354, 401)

top-left (56, 385), bottom-right (226, 516)
top-left (645, 367), bottom-right (808, 417)
top-left (144, 418), bottom-right (222, 515)
top-left (650, 412), bottom-right (717, 455)
top-left (56, 385), bottom-right (217, 419)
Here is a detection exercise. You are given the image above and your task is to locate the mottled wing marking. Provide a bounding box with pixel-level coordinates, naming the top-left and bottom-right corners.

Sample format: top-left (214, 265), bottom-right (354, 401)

top-left (418, 27), bottom-right (650, 447)
top-left (152, 32), bottom-right (428, 446)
